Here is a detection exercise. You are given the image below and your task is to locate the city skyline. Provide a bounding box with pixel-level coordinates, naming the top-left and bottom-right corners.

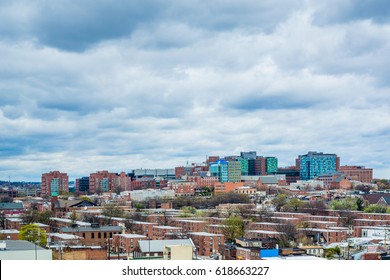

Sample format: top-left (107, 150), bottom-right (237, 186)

top-left (1, 1), bottom-right (389, 181)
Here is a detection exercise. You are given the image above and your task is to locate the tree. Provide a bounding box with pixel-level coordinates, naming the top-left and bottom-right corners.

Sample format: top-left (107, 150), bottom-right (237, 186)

top-left (329, 197), bottom-right (361, 211)
top-left (79, 196), bottom-right (94, 203)
top-left (274, 221), bottom-right (297, 248)
top-left (113, 186), bottom-right (123, 195)
top-left (364, 204), bottom-right (389, 213)
top-left (221, 216), bottom-right (245, 243)
top-left (102, 204), bottom-right (125, 224)
top-left (18, 224), bottom-right (47, 247)
top-left (271, 194), bottom-right (288, 211)
top-left (284, 198), bottom-right (304, 212)
top-left (179, 206), bottom-right (197, 217)
top-left (325, 246), bottom-right (341, 259)
top-left (70, 211), bottom-right (78, 223)
top-left (0, 211), bottom-right (6, 229)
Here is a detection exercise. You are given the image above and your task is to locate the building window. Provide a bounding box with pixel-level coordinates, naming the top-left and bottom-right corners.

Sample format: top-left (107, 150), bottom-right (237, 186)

top-left (98, 232), bottom-right (101, 238)
top-left (104, 232), bottom-right (107, 238)
top-left (82, 233), bottom-right (85, 238)
top-left (91, 233), bottom-right (95, 239)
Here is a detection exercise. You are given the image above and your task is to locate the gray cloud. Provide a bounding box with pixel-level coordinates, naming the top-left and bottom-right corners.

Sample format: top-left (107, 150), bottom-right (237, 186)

top-left (0, 1), bottom-right (389, 181)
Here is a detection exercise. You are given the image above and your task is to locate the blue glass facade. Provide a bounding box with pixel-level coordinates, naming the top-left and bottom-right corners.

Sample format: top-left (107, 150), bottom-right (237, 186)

top-left (209, 160), bottom-right (229, 183)
top-left (299, 152), bottom-right (338, 180)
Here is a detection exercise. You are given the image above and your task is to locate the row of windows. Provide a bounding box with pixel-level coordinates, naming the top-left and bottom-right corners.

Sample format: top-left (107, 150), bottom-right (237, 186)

top-left (81, 232), bottom-right (120, 239)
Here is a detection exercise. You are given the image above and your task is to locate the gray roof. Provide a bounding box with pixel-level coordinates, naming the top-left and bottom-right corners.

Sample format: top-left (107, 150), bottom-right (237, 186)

top-left (61, 226), bottom-right (122, 233)
top-left (0, 202), bottom-right (23, 210)
top-left (0, 240), bottom-right (47, 251)
top-left (188, 232), bottom-right (223, 237)
top-left (138, 239), bottom-right (194, 253)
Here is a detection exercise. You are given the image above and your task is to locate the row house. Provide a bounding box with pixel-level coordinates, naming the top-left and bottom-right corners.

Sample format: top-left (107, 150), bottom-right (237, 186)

top-left (207, 224), bottom-right (224, 235)
top-left (249, 222), bottom-right (282, 232)
top-left (0, 229), bottom-right (19, 240)
top-left (245, 229), bottom-right (283, 240)
top-left (152, 226), bottom-right (183, 240)
top-left (111, 233), bottom-right (147, 256)
top-left (205, 217), bottom-right (226, 225)
top-left (129, 221), bottom-right (158, 238)
top-left (173, 219), bottom-right (208, 233)
top-left (187, 232), bottom-right (224, 257)
top-left (303, 215), bottom-right (341, 224)
top-left (356, 212), bottom-right (390, 222)
top-left (60, 225), bottom-right (122, 247)
top-left (5, 217), bottom-right (23, 230)
top-left (298, 227), bottom-right (350, 244)
top-left (354, 219), bottom-right (390, 227)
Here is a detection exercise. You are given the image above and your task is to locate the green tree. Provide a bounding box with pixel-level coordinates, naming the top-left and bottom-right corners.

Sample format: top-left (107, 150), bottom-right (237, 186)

top-left (79, 196), bottom-right (94, 203)
top-left (18, 224), bottom-right (47, 247)
top-left (221, 216), bottom-right (245, 243)
top-left (272, 194), bottom-right (288, 211)
top-left (325, 246), bottom-right (341, 259)
top-left (329, 197), bottom-right (360, 211)
top-left (285, 198), bottom-right (304, 212)
top-left (70, 211), bottom-right (78, 223)
top-left (364, 204), bottom-right (389, 213)
top-left (179, 206), bottom-right (197, 217)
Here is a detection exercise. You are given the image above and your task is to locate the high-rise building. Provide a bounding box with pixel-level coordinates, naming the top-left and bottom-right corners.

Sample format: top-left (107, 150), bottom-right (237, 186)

top-left (299, 152), bottom-right (339, 180)
top-left (237, 158), bottom-right (248, 176)
top-left (89, 171), bottom-right (131, 193)
top-left (41, 171), bottom-right (69, 197)
top-left (227, 161), bottom-right (242, 182)
top-left (75, 177), bottom-right (90, 194)
top-left (240, 151), bottom-right (257, 159)
top-left (209, 160), bottom-right (229, 183)
top-left (265, 157), bottom-right (278, 174)
top-left (277, 166), bottom-right (300, 184)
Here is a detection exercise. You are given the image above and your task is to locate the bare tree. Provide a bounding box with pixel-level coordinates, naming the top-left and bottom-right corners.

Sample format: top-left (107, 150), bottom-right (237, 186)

top-left (274, 221), bottom-right (298, 248)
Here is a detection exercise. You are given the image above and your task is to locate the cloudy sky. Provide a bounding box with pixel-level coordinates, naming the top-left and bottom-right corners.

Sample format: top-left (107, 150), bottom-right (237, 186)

top-left (0, 0), bottom-right (389, 182)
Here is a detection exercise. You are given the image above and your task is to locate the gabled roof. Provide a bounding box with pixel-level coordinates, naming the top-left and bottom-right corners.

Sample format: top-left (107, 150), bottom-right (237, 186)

top-left (53, 199), bottom-right (97, 209)
top-left (378, 196), bottom-right (390, 205)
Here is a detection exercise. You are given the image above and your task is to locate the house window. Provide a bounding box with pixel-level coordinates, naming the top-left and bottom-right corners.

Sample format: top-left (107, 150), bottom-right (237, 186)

top-left (98, 232), bottom-right (101, 238)
top-left (82, 233), bottom-right (85, 238)
top-left (91, 233), bottom-right (95, 239)
top-left (104, 232), bottom-right (107, 238)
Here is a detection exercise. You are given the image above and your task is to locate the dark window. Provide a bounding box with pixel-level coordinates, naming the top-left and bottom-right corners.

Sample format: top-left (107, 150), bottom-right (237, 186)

top-left (82, 233), bottom-right (85, 238)
top-left (98, 232), bottom-right (101, 238)
top-left (110, 232), bottom-right (112, 238)
top-left (91, 233), bottom-right (95, 239)
top-left (104, 232), bottom-right (107, 238)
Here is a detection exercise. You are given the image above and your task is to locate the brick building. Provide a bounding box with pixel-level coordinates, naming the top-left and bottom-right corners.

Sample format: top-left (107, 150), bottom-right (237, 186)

top-left (187, 232), bottom-right (224, 257)
top-left (60, 225), bottom-right (122, 247)
top-left (338, 165), bottom-right (373, 183)
top-left (111, 233), bottom-right (147, 256)
top-left (41, 171), bottom-right (68, 197)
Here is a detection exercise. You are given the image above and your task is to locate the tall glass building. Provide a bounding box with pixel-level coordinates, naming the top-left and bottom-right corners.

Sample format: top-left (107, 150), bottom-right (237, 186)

top-left (299, 151), bottom-right (339, 180)
top-left (266, 157), bottom-right (278, 174)
top-left (209, 160), bottom-right (229, 183)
